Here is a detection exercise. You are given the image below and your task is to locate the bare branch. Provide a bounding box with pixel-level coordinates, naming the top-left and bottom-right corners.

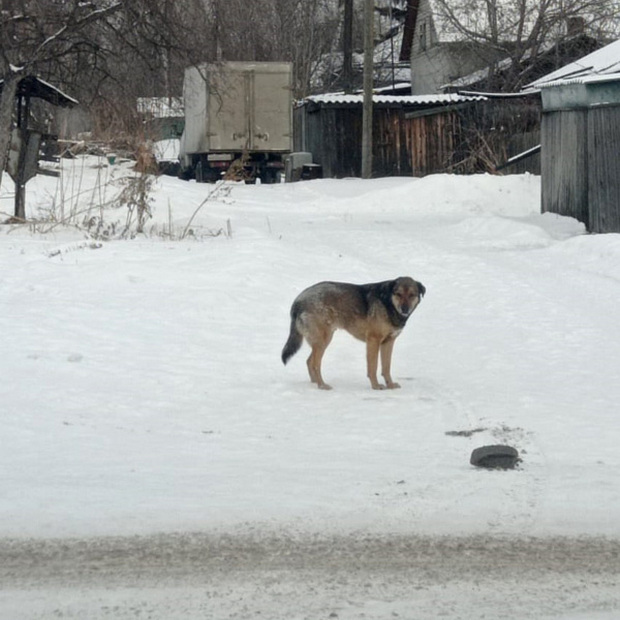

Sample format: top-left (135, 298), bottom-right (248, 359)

top-left (32, 2), bottom-right (124, 62)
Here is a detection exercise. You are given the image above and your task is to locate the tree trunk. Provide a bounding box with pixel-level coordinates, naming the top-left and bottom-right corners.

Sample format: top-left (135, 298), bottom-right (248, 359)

top-left (0, 73), bottom-right (19, 193)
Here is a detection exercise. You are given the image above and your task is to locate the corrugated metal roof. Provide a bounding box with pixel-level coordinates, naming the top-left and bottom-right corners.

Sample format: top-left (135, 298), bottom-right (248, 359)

top-left (536, 71), bottom-right (620, 89)
top-left (538, 72), bottom-right (620, 89)
top-left (526, 39), bottom-right (620, 88)
top-left (304, 93), bottom-right (487, 106)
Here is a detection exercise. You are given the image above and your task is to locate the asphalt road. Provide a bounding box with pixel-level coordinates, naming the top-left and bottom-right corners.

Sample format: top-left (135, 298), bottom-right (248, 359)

top-left (2, 532), bottom-right (620, 619)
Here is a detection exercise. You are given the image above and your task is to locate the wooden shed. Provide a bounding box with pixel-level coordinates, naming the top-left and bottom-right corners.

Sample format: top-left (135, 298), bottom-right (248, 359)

top-left (528, 40), bottom-right (620, 233)
top-left (294, 93), bottom-right (540, 178)
top-left (539, 77), bottom-right (620, 232)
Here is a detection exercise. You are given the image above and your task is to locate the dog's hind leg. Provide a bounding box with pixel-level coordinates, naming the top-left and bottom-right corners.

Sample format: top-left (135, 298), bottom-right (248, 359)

top-left (380, 336), bottom-right (401, 389)
top-left (306, 330), bottom-right (334, 390)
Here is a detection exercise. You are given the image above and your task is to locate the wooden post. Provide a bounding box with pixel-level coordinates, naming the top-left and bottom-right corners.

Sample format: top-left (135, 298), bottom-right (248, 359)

top-left (0, 73), bottom-right (20, 193)
top-left (14, 94), bottom-right (31, 220)
top-left (361, 0), bottom-right (374, 179)
top-left (15, 179), bottom-right (26, 220)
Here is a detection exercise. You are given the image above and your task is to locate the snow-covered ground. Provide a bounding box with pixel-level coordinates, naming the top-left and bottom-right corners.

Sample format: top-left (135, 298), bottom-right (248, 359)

top-left (1, 157), bottom-right (619, 618)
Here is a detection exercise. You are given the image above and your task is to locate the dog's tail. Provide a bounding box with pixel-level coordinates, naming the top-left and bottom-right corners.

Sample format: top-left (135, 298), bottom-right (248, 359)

top-left (282, 311), bottom-right (303, 365)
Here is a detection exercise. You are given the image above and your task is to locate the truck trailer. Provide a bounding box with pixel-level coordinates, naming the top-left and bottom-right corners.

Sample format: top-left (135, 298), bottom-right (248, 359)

top-left (179, 61), bottom-right (293, 183)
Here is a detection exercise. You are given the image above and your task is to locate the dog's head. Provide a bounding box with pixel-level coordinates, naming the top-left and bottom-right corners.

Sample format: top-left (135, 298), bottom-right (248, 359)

top-left (390, 277), bottom-right (426, 318)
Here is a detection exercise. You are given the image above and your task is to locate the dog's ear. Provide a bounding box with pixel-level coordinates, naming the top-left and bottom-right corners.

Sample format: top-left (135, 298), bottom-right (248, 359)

top-left (378, 280), bottom-right (397, 305)
top-left (417, 281), bottom-right (426, 298)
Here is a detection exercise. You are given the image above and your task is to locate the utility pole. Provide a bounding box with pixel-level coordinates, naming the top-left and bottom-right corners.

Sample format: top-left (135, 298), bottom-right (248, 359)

top-left (361, 0), bottom-right (374, 179)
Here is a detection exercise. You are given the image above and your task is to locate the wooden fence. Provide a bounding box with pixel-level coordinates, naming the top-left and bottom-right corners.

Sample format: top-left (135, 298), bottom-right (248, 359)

top-left (294, 98), bottom-right (541, 179)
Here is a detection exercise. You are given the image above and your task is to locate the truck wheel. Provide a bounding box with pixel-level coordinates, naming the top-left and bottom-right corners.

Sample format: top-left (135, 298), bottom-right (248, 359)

top-left (260, 169), bottom-right (280, 184)
top-left (196, 162), bottom-right (219, 183)
top-left (178, 167), bottom-right (193, 181)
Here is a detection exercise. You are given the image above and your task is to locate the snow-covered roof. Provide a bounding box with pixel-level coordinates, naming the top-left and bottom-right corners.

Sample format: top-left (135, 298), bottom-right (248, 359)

top-left (0, 75), bottom-right (79, 107)
top-left (526, 38), bottom-right (620, 88)
top-left (442, 58), bottom-right (514, 90)
top-left (304, 93), bottom-right (486, 106)
top-left (441, 35), bottom-right (567, 90)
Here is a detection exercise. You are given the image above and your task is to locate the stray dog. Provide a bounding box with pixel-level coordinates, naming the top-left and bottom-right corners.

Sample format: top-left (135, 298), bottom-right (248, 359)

top-left (282, 277), bottom-right (425, 390)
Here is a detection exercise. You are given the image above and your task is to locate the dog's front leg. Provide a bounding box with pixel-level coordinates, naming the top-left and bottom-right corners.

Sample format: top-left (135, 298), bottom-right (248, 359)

top-left (380, 337), bottom-right (400, 389)
top-left (366, 336), bottom-right (384, 389)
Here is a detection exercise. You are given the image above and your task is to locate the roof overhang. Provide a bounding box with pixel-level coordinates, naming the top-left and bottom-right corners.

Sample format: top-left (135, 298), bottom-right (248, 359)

top-left (0, 75), bottom-right (79, 108)
top-left (301, 93), bottom-right (487, 109)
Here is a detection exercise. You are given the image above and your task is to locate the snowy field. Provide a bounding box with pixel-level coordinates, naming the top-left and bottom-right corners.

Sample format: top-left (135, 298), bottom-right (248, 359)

top-left (1, 156), bottom-right (619, 618)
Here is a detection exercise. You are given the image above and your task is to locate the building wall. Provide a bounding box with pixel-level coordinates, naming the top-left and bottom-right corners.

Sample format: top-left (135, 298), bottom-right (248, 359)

top-left (541, 81), bottom-right (620, 233)
top-left (410, 46), bottom-right (454, 94)
top-left (587, 106), bottom-right (620, 233)
top-left (410, 0), bottom-right (505, 94)
top-left (541, 109), bottom-right (589, 227)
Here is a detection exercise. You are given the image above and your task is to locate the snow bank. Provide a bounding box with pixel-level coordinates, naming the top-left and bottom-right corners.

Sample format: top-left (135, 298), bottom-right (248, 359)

top-left (2, 161), bottom-right (619, 545)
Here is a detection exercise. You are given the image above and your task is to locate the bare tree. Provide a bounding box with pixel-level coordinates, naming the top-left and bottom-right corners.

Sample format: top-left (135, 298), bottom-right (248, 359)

top-left (430, 0), bottom-right (620, 91)
top-left (274, 0), bottom-right (342, 96)
top-left (0, 1), bottom-right (125, 186)
top-left (0, 0), bottom-right (217, 190)
top-left (1, 0), bottom-right (389, 200)
top-left (203, 0), bottom-right (343, 97)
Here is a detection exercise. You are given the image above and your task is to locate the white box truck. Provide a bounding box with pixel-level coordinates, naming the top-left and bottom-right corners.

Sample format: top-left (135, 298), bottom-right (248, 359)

top-left (179, 61), bottom-right (292, 183)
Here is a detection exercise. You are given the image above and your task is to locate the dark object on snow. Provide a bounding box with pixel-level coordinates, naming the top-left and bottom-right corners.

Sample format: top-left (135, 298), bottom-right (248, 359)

top-left (470, 445), bottom-right (520, 469)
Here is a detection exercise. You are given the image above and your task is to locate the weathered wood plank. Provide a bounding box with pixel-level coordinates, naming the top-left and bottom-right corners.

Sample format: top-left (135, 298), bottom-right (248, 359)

top-left (588, 106), bottom-right (620, 234)
top-left (294, 100), bottom-right (540, 179)
top-left (541, 109), bottom-right (588, 227)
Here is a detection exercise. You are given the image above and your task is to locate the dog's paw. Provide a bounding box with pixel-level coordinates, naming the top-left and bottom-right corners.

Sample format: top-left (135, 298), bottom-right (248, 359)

top-left (386, 382), bottom-right (401, 389)
top-left (318, 382), bottom-right (333, 390)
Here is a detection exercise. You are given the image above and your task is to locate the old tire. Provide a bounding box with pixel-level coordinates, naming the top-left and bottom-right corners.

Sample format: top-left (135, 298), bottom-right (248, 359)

top-left (470, 445), bottom-right (520, 469)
